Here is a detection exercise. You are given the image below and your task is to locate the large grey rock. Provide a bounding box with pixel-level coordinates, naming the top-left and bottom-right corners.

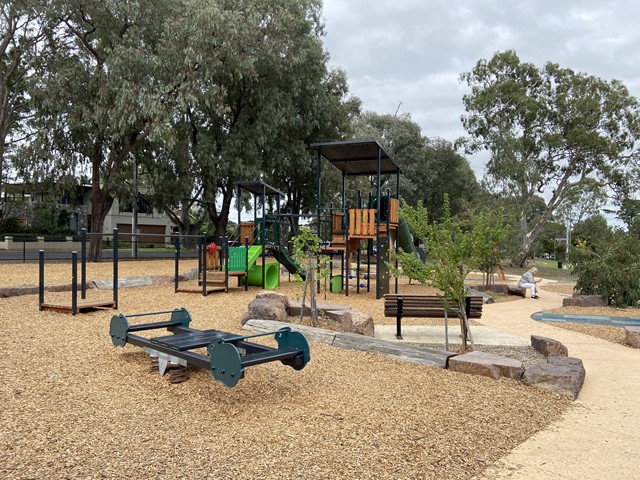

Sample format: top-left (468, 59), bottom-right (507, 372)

top-left (531, 335), bottom-right (568, 357)
top-left (507, 285), bottom-right (526, 298)
top-left (340, 310), bottom-right (374, 337)
top-left (448, 351), bottom-right (524, 380)
top-left (288, 300), bottom-right (350, 317)
top-left (465, 287), bottom-right (495, 304)
top-left (240, 297), bottom-right (288, 326)
top-left (625, 327), bottom-right (640, 348)
top-left (474, 284), bottom-right (509, 295)
top-left (562, 294), bottom-right (606, 307)
top-left (522, 356), bottom-right (586, 400)
top-left (255, 291), bottom-right (289, 310)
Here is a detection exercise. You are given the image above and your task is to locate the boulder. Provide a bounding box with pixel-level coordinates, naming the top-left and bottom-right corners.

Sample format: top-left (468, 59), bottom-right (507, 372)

top-left (474, 284), bottom-right (510, 295)
top-left (340, 310), bottom-right (374, 337)
top-left (522, 356), bottom-right (586, 400)
top-left (288, 300), bottom-right (350, 317)
top-left (240, 297), bottom-right (288, 326)
top-left (255, 291), bottom-right (289, 311)
top-left (531, 335), bottom-right (568, 357)
top-left (625, 327), bottom-right (640, 348)
top-left (562, 294), bottom-right (606, 307)
top-left (507, 285), bottom-right (527, 298)
top-left (465, 287), bottom-right (495, 304)
top-left (448, 351), bottom-right (524, 380)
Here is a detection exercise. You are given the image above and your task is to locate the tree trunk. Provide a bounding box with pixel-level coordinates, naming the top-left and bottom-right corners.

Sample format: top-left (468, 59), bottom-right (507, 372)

top-left (89, 187), bottom-right (115, 262)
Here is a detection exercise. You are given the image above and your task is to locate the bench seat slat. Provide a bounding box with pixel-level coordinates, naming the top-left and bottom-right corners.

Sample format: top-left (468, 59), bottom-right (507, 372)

top-left (383, 294), bottom-right (484, 338)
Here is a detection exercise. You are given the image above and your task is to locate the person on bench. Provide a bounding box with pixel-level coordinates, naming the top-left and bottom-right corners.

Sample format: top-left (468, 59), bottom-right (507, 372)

top-left (519, 267), bottom-right (541, 299)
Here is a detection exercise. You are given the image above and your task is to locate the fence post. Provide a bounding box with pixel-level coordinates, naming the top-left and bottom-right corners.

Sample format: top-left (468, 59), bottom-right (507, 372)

top-left (81, 228), bottom-right (87, 299)
top-left (71, 251), bottom-right (78, 315)
top-left (202, 235), bottom-right (208, 296)
top-left (174, 235), bottom-right (180, 293)
top-left (38, 250), bottom-right (44, 310)
top-left (113, 229), bottom-right (119, 309)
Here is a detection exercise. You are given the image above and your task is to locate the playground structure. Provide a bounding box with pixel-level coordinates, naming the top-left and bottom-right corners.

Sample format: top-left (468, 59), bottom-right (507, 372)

top-left (109, 308), bottom-right (310, 388)
top-left (38, 229), bottom-right (119, 315)
top-left (187, 180), bottom-right (303, 295)
top-left (311, 140), bottom-right (404, 299)
top-left (215, 141), bottom-right (417, 299)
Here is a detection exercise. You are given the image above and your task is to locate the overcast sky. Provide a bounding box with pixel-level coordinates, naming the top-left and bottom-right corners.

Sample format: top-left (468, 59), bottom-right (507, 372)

top-left (321, 0), bottom-right (640, 179)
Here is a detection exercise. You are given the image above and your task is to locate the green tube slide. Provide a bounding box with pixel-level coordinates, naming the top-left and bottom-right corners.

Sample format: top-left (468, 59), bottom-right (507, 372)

top-left (397, 219), bottom-right (417, 255)
top-left (246, 262), bottom-right (280, 290)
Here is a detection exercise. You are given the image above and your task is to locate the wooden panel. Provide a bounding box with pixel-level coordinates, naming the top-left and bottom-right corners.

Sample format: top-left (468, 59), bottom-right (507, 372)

top-left (384, 295), bottom-right (483, 318)
top-left (239, 222), bottom-right (254, 244)
top-left (40, 299), bottom-right (116, 314)
top-left (332, 212), bottom-right (344, 234)
top-left (389, 198), bottom-right (399, 224)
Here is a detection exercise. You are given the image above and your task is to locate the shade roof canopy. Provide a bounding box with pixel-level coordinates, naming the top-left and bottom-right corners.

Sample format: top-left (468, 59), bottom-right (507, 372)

top-left (310, 140), bottom-right (401, 176)
top-left (234, 180), bottom-right (284, 197)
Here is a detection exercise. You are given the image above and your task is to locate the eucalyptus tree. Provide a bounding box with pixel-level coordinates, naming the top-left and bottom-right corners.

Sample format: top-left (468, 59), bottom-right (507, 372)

top-left (352, 112), bottom-right (479, 219)
top-left (0, 1), bottom-right (48, 209)
top-left (16, 0), bottom-right (183, 260)
top-left (461, 50), bottom-right (640, 266)
top-left (158, 0), bottom-right (352, 240)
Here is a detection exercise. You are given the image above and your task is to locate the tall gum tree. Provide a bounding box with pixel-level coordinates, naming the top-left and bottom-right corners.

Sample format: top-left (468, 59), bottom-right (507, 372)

top-left (17, 0), bottom-right (180, 260)
top-left (0, 1), bottom-right (47, 209)
top-left (460, 50), bottom-right (640, 266)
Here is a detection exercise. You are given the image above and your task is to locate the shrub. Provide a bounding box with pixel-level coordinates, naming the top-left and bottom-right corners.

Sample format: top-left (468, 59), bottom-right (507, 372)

top-left (571, 230), bottom-right (640, 307)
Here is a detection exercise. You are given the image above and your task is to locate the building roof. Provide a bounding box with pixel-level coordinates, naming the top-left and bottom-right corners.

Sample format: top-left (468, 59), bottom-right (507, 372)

top-left (310, 140), bottom-right (401, 176)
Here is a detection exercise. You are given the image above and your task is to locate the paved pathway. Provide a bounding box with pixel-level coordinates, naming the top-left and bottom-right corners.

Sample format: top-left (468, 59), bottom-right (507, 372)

top-left (473, 285), bottom-right (640, 479)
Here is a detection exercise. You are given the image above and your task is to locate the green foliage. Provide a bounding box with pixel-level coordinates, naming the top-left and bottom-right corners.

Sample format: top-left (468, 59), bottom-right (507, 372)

top-left (572, 230), bottom-right (640, 307)
top-left (461, 50), bottom-right (640, 266)
top-left (291, 226), bottom-right (330, 325)
top-left (352, 113), bottom-right (479, 220)
top-left (0, 217), bottom-right (26, 234)
top-left (392, 195), bottom-right (501, 309)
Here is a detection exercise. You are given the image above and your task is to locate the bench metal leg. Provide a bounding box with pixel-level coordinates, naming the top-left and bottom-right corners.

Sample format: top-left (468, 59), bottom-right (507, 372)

top-left (396, 296), bottom-right (403, 340)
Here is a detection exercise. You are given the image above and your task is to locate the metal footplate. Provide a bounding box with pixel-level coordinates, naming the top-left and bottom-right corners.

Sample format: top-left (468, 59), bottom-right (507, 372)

top-left (109, 308), bottom-right (310, 388)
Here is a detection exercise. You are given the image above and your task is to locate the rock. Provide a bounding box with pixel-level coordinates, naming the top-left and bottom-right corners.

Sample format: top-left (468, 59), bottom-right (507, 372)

top-left (522, 356), bottom-right (586, 400)
top-left (562, 294), bottom-right (606, 307)
top-left (323, 309), bottom-right (347, 322)
top-left (625, 327), bottom-right (640, 348)
top-left (149, 275), bottom-right (175, 285)
top-left (474, 284), bottom-right (510, 295)
top-left (240, 297), bottom-right (288, 326)
top-left (531, 335), bottom-right (568, 357)
top-left (255, 291), bottom-right (289, 310)
top-left (447, 351), bottom-right (524, 380)
top-left (507, 285), bottom-right (526, 297)
top-left (340, 310), bottom-right (375, 337)
top-left (465, 287), bottom-right (495, 304)
top-left (288, 300), bottom-right (350, 317)
top-left (0, 285), bottom-right (38, 297)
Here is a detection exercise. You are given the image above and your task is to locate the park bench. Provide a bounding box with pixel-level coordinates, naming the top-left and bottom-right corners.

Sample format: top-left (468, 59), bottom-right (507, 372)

top-left (383, 294), bottom-right (484, 339)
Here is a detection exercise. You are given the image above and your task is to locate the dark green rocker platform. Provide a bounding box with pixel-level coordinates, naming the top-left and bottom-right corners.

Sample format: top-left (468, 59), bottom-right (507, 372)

top-left (109, 308), bottom-right (310, 388)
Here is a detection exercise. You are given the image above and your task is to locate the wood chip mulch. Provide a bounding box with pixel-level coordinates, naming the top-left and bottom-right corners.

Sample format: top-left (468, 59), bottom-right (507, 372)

top-left (1, 260), bottom-right (574, 479)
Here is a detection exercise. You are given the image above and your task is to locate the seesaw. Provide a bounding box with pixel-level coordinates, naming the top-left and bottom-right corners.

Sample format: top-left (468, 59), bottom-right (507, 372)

top-left (109, 308), bottom-right (310, 388)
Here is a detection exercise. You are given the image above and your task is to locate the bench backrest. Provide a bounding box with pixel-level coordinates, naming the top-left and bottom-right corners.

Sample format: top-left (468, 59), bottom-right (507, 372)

top-left (384, 294), bottom-right (483, 318)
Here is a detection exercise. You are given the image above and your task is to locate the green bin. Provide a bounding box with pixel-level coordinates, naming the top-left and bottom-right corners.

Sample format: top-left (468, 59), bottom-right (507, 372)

top-left (330, 275), bottom-right (343, 294)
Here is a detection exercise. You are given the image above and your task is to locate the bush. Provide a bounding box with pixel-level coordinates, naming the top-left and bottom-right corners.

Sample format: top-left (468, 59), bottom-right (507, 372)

top-left (571, 230), bottom-right (640, 307)
top-left (0, 217), bottom-right (27, 235)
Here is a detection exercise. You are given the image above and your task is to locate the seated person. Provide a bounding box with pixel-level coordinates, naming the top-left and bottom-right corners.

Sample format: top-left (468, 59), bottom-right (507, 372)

top-left (518, 267), bottom-right (541, 299)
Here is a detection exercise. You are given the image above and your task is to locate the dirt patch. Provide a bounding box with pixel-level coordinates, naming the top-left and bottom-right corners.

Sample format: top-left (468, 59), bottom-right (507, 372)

top-left (1, 261), bottom-right (571, 479)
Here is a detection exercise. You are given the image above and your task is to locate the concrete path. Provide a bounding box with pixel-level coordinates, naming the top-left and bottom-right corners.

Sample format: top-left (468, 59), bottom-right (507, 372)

top-left (473, 286), bottom-right (640, 479)
top-left (375, 324), bottom-right (530, 346)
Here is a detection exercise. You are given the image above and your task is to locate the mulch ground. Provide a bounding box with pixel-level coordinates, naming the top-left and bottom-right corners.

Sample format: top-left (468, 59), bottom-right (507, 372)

top-left (1, 259), bottom-right (581, 479)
